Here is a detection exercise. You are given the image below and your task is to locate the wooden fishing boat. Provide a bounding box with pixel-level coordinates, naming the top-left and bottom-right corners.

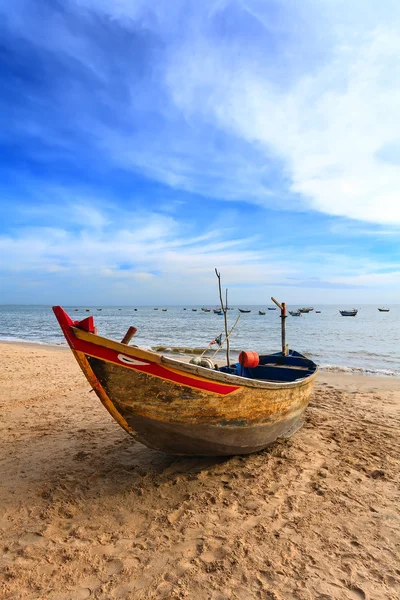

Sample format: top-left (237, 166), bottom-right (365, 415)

top-left (201, 307), bottom-right (211, 312)
top-left (258, 311), bottom-right (266, 315)
top-left (378, 307), bottom-right (390, 312)
top-left (268, 307), bottom-right (277, 310)
top-left (289, 310), bottom-right (301, 317)
top-left (238, 309), bottom-right (251, 313)
top-left (339, 309), bottom-right (358, 317)
top-left (162, 309), bottom-right (168, 312)
top-left (53, 304), bottom-right (318, 456)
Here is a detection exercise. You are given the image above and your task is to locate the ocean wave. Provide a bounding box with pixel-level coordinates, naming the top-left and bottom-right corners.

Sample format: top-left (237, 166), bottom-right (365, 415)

top-left (151, 345), bottom-right (210, 355)
top-left (0, 336), bottom-right (67, 346)
top-left (320, 364), bottom-right (400, 377)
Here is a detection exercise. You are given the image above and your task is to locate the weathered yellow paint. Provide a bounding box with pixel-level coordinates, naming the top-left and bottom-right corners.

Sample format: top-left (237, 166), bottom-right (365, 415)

top-left (90, 358), bottom-right (316, 426)
top-left (73, 349), bottom-right (136, 437)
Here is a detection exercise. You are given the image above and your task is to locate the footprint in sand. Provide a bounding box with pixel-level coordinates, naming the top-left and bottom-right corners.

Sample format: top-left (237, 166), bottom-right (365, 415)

top-left (347, 588), bottom-right (366, 600)
top-left (105, 558), bottom-right (124, 576)
top-left (51, 589), bottom-right (91, 600)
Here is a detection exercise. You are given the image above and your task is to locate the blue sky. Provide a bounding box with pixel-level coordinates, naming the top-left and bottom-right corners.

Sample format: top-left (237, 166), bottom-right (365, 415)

top-left (1, 0), bottom-right (399, 305)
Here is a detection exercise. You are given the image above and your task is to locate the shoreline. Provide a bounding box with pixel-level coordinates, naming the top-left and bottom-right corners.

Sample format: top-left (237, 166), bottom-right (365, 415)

top-left (1, 338), bottom-right (399, 380)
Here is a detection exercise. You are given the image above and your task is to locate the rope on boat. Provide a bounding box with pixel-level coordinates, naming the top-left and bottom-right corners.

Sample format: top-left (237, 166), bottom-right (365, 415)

top-left (189, 356), bottom-right (215, 369)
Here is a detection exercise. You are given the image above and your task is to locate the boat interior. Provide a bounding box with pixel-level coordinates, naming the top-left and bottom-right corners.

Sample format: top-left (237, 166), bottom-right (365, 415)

top-left (219, 352), bottom-right (317, 382)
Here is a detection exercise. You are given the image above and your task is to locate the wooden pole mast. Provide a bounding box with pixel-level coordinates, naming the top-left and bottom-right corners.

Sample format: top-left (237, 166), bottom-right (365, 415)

top-left (215, 268), bottom-right (230, 367)
top-left (271, 296), bottom-right (288, 356)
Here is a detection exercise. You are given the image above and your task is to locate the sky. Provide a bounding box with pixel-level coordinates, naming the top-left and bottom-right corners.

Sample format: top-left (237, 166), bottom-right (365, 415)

top-left (0, 0), bottom-right (399, 305)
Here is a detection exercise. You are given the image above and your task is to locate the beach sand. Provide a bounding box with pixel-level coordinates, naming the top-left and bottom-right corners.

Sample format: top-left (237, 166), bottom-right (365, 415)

top-left (1, 342), bottom-right (399, 600)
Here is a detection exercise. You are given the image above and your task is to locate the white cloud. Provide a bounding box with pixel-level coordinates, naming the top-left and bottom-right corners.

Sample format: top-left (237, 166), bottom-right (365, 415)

top-left (164, 5), bottom-right (400, 224)
top-left (328, 272), bottom-right (400, 287)
top-left (3, 1), bottom-right (400, 226)
top-left (1, 202), bottom-right (399, 303)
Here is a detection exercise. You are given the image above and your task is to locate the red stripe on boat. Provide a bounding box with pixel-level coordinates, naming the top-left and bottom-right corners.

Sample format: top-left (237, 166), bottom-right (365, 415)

top-left (53, 306), bottom-right (239, 396)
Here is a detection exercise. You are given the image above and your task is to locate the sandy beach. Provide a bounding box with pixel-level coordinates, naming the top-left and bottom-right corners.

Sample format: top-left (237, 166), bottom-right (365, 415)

top-left (1, 342), bottom-right (399, 600)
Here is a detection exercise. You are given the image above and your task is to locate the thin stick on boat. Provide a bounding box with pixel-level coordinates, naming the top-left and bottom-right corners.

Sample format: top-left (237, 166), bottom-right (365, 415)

top-left (210, 315), bottom-right (240, 359)
top-left (215, 268), bottom-right (230, 367)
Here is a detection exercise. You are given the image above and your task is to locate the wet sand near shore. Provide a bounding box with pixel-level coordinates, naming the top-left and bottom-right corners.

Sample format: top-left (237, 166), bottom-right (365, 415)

top-left (1, 342), bottom-right (399, 600)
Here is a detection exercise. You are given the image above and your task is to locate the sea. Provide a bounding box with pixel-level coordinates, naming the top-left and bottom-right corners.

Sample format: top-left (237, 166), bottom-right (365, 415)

top-left (0, 305), bottom-right (399, 377)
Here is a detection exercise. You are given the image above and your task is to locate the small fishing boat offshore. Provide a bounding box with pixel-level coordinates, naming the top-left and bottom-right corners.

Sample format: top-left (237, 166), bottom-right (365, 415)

top-left (339, 309), bottom-right (358, 317)
top-left (53, 294), bottom-right (317, 456)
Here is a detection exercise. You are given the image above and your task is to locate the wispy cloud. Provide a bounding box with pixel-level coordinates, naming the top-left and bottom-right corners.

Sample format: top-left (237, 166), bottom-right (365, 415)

top-left (165, 3), bottom-right (400, 223)
top-left (1, 1), bottom-right (400, 303)
top-left (3, 0), bottom-right (400, 221)
top-left (1, 199), bottom-right (399, 304)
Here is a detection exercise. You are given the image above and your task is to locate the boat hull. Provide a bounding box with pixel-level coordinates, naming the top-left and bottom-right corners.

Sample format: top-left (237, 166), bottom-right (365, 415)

top-left (85, 355), bottom-right (314, 455)
top-left (123, 413), bottom-right (304, 455)
top-left (53, 306), bottom-right (317, 456)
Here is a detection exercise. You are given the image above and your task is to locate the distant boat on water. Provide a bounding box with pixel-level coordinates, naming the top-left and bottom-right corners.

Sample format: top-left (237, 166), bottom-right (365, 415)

top-left (162, 309), bottom-right (168, 312)
top-left (315, 311), bottom-right (321, 314)
top-left (339, 309), bottom-right (358, 317)
top-left (289, 310), bottom-right (301, 317)
top-left (378, 307), bottom-right (390, 312)
top-left (154, 308), bottom-right (158, 310)
top-left (299, 307), bottom-right (314, 313)
top-left (268, 307), bottom-right (276, 311)
top-left (201, 307), bottom-right (211, 312)
top-left (97, 308), bottom-right (102, 311)
top-left (74, 309), bottom-right (79, 311)
top-left (238, 309), bottom-right (251, 313)
top-left (259, 310), bottom-right (266, 315)
top-left (192, 309), bottom-right (197, 312)
top-left (85, 309), bottom-right (90, 312)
